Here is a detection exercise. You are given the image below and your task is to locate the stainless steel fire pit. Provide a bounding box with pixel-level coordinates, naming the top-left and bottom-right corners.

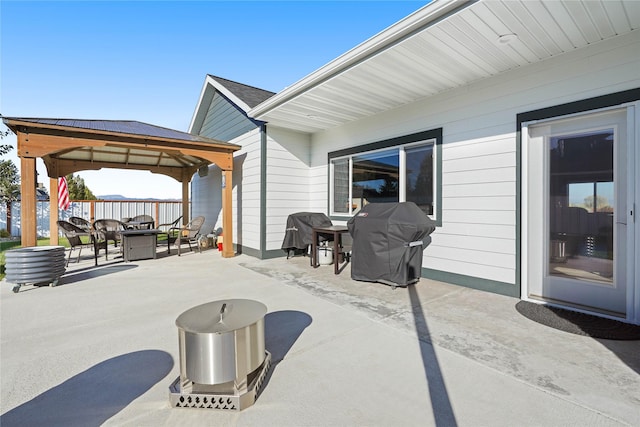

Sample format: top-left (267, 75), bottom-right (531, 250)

top-left (169, 299), bottom-right (271, 411)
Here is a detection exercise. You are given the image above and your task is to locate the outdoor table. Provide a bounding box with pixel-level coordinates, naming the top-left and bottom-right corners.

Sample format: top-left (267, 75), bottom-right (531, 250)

top-left (121, 229), bottom-right (161, 261)
top-left (311, 225), bottom-right (349, 274)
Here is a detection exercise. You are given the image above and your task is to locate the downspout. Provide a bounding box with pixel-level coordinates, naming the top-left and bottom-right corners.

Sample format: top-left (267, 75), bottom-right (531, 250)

top-left (260, 124), bottom-right (267, 257)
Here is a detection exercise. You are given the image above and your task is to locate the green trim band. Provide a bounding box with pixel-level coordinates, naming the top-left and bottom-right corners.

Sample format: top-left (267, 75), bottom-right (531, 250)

top-left (244, 246), bottom-right (285, 260)
top-left (422, 268), bottom-right (519, 298)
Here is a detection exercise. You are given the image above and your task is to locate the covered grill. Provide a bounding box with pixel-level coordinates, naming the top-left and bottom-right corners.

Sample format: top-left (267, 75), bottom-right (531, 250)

top-left (347, 202), bottom-right (436, 287)
top-left (281, 212), bottom-right (332, 257)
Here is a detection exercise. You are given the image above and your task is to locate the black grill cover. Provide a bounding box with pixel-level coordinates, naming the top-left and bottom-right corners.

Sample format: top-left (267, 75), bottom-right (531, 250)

top-left (281, 212), bottom-right (332, 254)
top-left (347, 202), bottom-right (436, 286)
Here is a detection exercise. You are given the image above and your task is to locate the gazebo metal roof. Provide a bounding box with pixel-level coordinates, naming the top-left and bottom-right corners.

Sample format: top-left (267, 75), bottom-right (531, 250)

top-left (3, 117), bottom-right (240, 181)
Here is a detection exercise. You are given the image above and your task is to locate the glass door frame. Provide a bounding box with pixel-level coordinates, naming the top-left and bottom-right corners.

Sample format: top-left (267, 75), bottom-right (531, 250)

top-left (521, 103), bottom-right (638, 324)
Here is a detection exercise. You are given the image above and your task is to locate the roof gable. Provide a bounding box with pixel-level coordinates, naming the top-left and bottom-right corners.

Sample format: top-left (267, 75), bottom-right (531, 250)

top-left (208, 75), bottom-right (275, 109)
top-left (189, 75), bottom-right (275, 134)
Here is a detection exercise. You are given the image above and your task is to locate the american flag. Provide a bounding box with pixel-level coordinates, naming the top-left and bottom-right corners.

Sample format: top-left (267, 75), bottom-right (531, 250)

top-left (58, 176), bottom-right (70, 210)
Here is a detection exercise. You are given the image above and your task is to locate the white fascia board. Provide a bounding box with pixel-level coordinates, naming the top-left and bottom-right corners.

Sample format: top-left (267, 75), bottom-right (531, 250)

top-left (188, 77), bottom-right (213, 134)
top-left (248, 0), bottom-right (472, 120)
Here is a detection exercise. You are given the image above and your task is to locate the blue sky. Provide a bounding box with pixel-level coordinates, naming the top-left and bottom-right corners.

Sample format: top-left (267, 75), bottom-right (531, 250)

top-left (1, 1), bottom-right (426, 199)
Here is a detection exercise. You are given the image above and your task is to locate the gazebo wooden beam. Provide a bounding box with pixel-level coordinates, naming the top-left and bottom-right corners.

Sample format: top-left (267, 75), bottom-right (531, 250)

top-left (43, 156), bottom-right (190, 182)
top-left (23, 132), bottom-right (234, 173)
top-left (16, 126), bottom-right (236, 158)
top-left (179, 149), bottom-right (234, 171)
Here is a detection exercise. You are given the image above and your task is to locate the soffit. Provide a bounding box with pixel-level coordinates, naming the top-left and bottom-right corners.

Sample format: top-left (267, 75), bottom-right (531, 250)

top-left (250, 0), bottom-right (639, 133)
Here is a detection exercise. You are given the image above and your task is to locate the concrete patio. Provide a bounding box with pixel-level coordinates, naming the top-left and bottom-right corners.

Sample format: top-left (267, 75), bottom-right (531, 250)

top-left (1, 244), bottom-right (639, 426)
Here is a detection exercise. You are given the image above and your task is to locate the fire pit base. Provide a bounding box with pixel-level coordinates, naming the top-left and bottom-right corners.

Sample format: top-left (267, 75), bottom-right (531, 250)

top-left (169, 351), bottom-right (271, 411)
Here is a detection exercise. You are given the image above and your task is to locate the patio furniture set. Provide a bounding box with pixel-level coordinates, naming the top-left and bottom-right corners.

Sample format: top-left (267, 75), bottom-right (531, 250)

top-left (57, 214), bottom-right (207, 266)
top-left (281, 202), bottom-right (436, 287)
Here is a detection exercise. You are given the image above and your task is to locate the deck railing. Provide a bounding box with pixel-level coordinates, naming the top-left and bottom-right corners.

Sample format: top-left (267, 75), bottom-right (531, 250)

top-left (0, 200), bottom-right (184, 237)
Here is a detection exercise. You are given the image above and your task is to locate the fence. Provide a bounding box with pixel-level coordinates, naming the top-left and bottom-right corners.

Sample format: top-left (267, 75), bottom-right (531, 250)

top-left (0, 200), bottom-right (184, 238)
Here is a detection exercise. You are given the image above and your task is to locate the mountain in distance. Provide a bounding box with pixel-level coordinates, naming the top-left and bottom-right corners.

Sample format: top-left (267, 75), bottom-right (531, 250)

top-left (97, 194), bottom-right (180, 201)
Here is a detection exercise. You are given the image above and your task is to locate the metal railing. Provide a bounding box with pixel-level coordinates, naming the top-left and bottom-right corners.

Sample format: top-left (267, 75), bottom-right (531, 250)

top-left (0, 200), bottom-right (184, 237)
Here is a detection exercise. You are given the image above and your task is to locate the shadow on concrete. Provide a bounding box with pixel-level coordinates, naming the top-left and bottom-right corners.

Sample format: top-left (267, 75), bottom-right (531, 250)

top-left (408, 284), bottom-right (458, 427)
top-left (60, 261), bottom-right (137, 286)
top-left (9, 261), bottom-right (137, 292)
top-left (261, 310), bottom-right (312, 393)
top-left (0, 350), bottom-right (173, 427)
top-left (597, 339), bottom-right (640, 375)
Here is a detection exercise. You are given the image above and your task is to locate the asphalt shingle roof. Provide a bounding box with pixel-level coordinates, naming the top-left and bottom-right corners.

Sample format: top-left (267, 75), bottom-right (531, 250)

top-left (208, 75), bottom-right (275, 108)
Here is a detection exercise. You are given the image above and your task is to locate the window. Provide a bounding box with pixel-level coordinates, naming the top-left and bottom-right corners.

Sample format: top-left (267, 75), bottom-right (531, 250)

top-left (329, 129), bottom-right (441, 220)
top-left (406, 144), bottom-right (434, 215)
top-left (352, 149), bottom-right (399, 208)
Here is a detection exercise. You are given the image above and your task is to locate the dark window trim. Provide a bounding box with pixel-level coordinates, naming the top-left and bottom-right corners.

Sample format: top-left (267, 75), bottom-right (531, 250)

top-left (328, 128), bottom-right (443, 225)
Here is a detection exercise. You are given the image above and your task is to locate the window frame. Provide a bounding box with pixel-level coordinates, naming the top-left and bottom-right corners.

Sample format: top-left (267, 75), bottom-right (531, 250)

top-left (327, 128), bottom-right (442, 225)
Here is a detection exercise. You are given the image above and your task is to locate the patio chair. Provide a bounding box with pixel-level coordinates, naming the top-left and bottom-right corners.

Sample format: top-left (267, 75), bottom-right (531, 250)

top-left (129, 214), bottom-right (155, 229)
top-left (170, 216), bottom-right (205, 256)
top-left (69, 216), bottom-right (91, 232)
top-left (57, 220), bottom-right (95, 266)
top-left (93, 219), bottom-right (126, 249)
top-left (157, 215), bottom-right (183, 250)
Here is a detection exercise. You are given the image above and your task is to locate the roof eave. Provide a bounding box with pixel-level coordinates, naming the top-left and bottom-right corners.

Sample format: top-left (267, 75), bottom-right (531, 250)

top-left (248, 0), bottom-right (471, 120)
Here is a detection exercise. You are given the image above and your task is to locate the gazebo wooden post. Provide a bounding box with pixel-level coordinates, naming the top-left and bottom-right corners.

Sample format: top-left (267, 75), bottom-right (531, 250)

top-left (221, 169), bottom-right (234, 258)
top-left (20, 157), bottom-right (37, 247)
top-left (49, 177), bottom-right (59, 245)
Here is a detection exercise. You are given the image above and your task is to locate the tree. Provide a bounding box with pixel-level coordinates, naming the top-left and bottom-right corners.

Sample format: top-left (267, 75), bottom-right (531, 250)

top-left (583, 195), bottom-right (611, 213)
top-left (0, 160), bottom-right (20, 236)
top-left (0, 160), bottom-right (20, 204)
top-left (0, 126), bottom-right (13, 155)
top-left (65, 174), bottom-right (97, 200)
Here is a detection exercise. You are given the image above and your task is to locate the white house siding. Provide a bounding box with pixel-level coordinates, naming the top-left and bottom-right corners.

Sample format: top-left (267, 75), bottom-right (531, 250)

top-left (191, 128), bottom-right (262, 252)
top-left (199, 92), bottom-right (258, 141)
top-left (237, 129), bottom-right (263, 252)
top-left (308, 31), bottom-right (640, 285)
top-left (264, 126), bottom-right (312, 252)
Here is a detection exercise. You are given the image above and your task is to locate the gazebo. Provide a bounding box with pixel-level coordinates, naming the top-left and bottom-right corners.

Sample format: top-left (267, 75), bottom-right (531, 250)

top-left (2, 117), bottom-right (239, 258)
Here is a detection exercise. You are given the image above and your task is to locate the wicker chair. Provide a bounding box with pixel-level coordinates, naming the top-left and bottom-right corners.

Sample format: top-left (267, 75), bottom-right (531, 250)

top-left (129, 214), bottom-right (155, 229)
top-left (157, 215), bottom-right (183, 251)
top-left (69, 216), bottom-right (91, 232)
top-left (93, 219), bottom-right (126, 248)
top-left (57, 220), bottom-right (95, 266)
top-left (170, 216), bottom-right (205, 256)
